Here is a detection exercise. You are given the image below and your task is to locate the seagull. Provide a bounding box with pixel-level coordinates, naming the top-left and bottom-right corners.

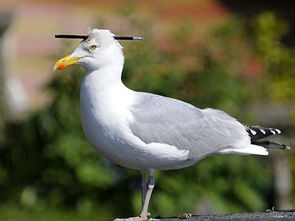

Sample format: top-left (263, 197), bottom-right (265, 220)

top-left (54, 29), bottom-right (289, 221)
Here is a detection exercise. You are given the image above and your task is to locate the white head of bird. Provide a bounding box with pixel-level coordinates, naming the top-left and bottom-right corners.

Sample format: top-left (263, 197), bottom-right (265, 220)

top-left (54, 29), bottom-right (124, 72)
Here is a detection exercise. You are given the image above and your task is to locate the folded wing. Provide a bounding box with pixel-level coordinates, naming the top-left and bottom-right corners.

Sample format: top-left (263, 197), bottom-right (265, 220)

top-left (129, 92), bottom-right (251, 159)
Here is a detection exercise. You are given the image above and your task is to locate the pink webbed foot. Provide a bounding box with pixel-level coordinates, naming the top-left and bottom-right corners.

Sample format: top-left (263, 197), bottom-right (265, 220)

top-left (113, 213), bottom-right (150, 221)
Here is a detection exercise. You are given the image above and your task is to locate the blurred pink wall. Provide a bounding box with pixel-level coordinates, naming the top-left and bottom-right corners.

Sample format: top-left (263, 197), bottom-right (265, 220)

top-left (0, 0), bottom-right (228, 108)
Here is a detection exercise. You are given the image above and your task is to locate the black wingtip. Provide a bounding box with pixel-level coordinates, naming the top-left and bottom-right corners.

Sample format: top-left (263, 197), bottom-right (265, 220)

top-left (246, 126), bottom-right (282, 141)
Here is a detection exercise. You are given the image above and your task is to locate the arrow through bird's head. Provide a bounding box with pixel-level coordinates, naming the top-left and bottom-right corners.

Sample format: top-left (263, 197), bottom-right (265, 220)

top-left (54, 29), bottom-right (143, 71)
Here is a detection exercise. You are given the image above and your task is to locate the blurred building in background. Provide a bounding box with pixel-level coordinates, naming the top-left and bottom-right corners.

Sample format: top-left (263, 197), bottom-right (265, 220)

top-left (0, 0), bottom-right (230, 109)
top-left (1, 0), bottom-right (294, 109)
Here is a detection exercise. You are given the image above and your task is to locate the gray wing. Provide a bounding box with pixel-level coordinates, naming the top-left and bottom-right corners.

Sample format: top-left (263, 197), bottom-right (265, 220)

top-left (129, 92), bottom-right (249, 159)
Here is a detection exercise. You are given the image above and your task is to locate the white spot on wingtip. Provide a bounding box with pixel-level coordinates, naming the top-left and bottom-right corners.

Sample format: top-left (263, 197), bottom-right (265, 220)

top-left (260, 129), bottom-right (266, 134)
top-left (270, 130), bottom-right (276, 135)
top-left (275, 129), bottom-right (281, 134)
top-left (250, 129), bottom-right (257, 135)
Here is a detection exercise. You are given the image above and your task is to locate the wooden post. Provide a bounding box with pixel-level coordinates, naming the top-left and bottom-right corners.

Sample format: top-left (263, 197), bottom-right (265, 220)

top-left (0, 11), bottom-right (28, 122)
top-left (273, 152), bottom-right (292, 209)
top-left (0, 11), bottom-right (13, 142)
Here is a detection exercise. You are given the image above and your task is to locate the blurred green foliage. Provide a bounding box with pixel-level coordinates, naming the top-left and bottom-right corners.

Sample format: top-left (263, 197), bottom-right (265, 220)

top-left (252, 12), bottom-right (295, 102)
top-left (0, 11), bottom-right (294, 220)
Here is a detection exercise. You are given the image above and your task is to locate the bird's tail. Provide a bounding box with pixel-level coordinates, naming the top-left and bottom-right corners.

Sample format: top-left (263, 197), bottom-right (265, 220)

top-left (246, 125), bottom-right (290, 150)
top-left (251, 140), bottom-right (290, 150)
top-left (217, 125), bottom-right (289, 156)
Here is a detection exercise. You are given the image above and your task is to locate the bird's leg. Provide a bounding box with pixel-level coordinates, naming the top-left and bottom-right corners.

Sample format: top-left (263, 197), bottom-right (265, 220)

top-left (113, 170), bottom-right (155, 221)
top-left (140, 172), bottom-right (148, 208)
top-left (139, 170), bottom-right (155, 219)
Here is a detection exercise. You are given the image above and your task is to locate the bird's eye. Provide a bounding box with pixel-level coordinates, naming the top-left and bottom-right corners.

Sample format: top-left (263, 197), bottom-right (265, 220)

top-left (89, 45), bottom-right (97, 51)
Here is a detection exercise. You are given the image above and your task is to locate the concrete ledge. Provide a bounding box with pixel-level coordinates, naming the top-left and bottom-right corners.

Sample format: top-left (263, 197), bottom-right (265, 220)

top-left (150, 210), bottom-right (295, 221)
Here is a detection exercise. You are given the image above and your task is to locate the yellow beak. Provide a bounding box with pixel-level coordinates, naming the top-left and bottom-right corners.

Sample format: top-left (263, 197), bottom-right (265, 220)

top-left (54, 55), bottom-right (82, 71)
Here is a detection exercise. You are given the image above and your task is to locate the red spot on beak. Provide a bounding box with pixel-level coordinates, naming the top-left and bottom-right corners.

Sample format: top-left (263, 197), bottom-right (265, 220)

top-left (57, 65), bottom-right (65, 70)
